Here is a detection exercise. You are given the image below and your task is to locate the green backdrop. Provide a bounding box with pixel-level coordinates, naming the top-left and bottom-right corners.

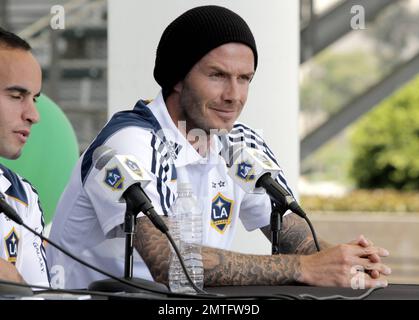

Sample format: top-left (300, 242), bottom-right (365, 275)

top-left (0, 94), bottom-right (79, 224)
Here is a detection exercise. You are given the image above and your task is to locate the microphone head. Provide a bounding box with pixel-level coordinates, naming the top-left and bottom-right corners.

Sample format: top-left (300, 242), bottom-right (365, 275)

top-left (0, 193), bottom-right (23, 225)
top-left (226, 145), bottom-right (281, 194)
top-left (86, 149), bottom-right (152, 203)
top-left (93, 146), bottom-right (116, 170)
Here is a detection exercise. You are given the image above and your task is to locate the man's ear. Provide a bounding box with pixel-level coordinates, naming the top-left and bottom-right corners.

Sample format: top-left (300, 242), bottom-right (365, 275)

top-left (173, 80), bottom-right (183, 94)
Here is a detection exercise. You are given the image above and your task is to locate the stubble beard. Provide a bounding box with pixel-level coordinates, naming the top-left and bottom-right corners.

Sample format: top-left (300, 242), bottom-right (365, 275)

top-left (178, 85), bottom-right (213, 135)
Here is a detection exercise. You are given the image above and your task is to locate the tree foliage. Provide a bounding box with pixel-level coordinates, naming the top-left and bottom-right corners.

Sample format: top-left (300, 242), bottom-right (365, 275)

top-left (350, 75), bottom-right (419, 190)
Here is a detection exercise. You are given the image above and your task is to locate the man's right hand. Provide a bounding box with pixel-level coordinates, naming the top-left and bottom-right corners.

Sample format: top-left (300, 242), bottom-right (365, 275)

top-left (0, 258), bottom-right (25, 284)
top-left (298, 239), bottom-right (391, 288)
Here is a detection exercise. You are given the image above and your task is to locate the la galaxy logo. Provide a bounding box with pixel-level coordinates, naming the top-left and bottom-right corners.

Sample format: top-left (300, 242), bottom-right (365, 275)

top-left (4, 228), bottom-right (19, 264)
top-left (104, 167), bottom-right (124, 190)
top-left (236, 161), bottom-right (255, 181)
top-left (211, 193), bottom-right (234, 234)
top-left (125, 158), bottom-right (143, 178)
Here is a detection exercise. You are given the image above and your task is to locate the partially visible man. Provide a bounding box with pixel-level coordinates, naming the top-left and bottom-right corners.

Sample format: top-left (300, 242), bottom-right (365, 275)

top-left (0, 27), bottom-right (49, 287)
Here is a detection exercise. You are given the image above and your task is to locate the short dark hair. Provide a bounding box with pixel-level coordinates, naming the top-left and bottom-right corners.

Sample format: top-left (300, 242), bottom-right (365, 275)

top-left (0, 27), bottom-right (31, 50)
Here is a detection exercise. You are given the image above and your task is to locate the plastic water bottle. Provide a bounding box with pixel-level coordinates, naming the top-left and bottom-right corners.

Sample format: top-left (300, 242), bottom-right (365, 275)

top-left (168, 182), bottom-right (203, 293)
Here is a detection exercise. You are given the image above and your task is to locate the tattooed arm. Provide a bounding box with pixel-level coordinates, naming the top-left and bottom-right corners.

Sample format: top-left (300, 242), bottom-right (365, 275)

top-left (135, 215), bottom-right (391, 288)
top-left (202, 246), bottom-right (301, 286)
top-left (260, 213), bottom-right (332, 255)
top-left (134, 216), bottom-right (301, 286)
top-left (260, 214), bottom-right (392, 287)
top-left (134, 216), bottom-right (171, 283)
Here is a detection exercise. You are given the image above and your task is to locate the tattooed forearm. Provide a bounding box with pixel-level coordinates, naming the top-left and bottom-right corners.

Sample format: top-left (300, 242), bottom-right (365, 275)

top-left (280, 214), bottom-right (313, 254)
top-left (134, 216), bottom-right (306, 287)
top-left (202, 247), bottom-right (302, 286)
top-left (134, 216), bottom-right (171, 284)
top-left (261, 214), bottom-right (330, 255)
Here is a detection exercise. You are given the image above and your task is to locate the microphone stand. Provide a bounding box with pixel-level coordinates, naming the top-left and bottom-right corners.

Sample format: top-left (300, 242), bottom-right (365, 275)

top-left (88, 196), bottom-right (168, 293)
top-left (124, 200), bottom-right (136, 278)
top-left (270, 202), bottom-right (287, 255)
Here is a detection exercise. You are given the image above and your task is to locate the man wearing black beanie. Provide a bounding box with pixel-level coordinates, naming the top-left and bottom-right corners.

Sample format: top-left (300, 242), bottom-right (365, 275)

top-left (154, 5), bottom-right (258, 101)
top-left (48, 5), bottom-right (391, 291)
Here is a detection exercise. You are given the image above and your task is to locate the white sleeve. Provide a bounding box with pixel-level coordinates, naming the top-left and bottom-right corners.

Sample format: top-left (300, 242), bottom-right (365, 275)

top-left (18, 183), bottom-right (50, 287)
top-left (83, 126), bottom-right (174, 236)
top-left (238, 192), bottom-right (272, 231)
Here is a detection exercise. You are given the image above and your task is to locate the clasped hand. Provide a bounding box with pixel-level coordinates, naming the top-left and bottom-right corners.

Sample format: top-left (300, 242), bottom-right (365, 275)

top-left (300, 235), bottom-right (391, 288)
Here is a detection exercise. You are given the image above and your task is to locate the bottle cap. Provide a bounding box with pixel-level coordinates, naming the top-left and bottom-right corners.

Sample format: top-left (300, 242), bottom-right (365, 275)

top-left (177, 182), bottom-right (192, 193)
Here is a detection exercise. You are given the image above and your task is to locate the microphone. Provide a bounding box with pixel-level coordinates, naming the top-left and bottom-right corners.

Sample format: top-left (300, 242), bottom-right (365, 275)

top-left (90, 146), bottom-right (207, 294)
top-left (0, 161), bottom-right (205, 296)
top-left (223, 144), bottom-right (320, 251)
top-left (256, 174), bottom-right (306, 218)
top-left (0, 195), bottom-right (171, 294)
top-left (91, 146), bottom-right (168, 234)
top-left (224, 144), bottom-right (306, 218)
top-left (0, 193), bottom-right (23, 225)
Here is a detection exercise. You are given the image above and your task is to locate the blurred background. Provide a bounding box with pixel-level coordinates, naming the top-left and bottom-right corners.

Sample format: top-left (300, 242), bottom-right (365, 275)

top-left (1, 0), bottom-right (418, 284)
top-left (300, 0), bottom-right (419, 285)
top-left (0, 0), bottom-right (108, 151)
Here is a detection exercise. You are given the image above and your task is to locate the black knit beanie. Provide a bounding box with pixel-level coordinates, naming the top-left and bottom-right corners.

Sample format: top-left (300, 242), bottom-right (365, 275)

top-left (154, 5), bottom-right (258, 95)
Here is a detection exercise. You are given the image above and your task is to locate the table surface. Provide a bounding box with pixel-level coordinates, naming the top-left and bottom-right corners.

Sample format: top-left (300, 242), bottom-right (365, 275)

top-left (205, 283), bottom-right (419, 300)
top-left (2, 283), bottom-right (418, 300)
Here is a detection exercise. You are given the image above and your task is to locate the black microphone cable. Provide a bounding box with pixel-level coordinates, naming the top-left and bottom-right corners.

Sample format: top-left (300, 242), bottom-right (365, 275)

top-left (298, 287), bottom-right (381, 300)
top-left (0, 194), bottom-right (209, 297)
top-left (164, 231), bottom-right (207, 294)
top-left (0, 278), bottom-right (383, 300)
top-left (0, 215), bottom-right (302, 300)
top-left (92, 146), bottom-right (207, 295)
top-left (20, 218), bottom-right (173, 295)
top-left (256, 173), bottom-right (321, 252)
top-left (0, 279), bottom-right (169, 300)
top-left (0, 278), bottom-right (305, 300)
top-left (113, 184), bottom-right (207, 295)
top-left (0, 194), bottom-right (316, 300)
top-left (3, 191), bottom-right (361, 302)
top-left (302, 215), bottom-right (321, 252)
